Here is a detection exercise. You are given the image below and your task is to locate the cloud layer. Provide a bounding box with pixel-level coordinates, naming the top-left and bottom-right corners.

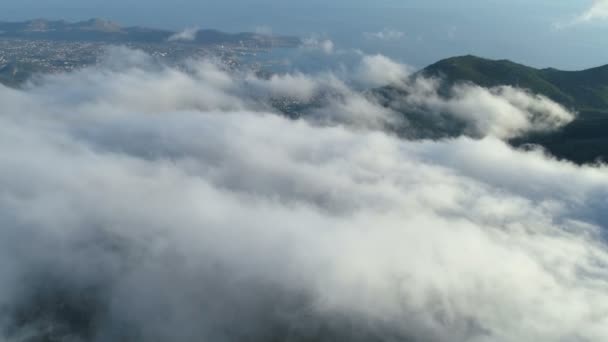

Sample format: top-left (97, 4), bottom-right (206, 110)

top-left (377, 76), bottom-right (575, 139)
top-left (577, 0), bottom-right (608, 23)
top-left (0, 48), bottom-right (605, 342)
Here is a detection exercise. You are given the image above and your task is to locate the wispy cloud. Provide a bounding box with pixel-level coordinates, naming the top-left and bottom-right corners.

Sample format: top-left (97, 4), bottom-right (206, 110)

top-left (168, 27), bottom-right (199, 42)
top-left (254, 25), bottom-right (273, 35)
top-left (363, 28), bottom-right (405, 41)
top-left (554, 0), bottom-right (608, 29)
top-left (355, 54), bottom-right (412, 87)
top-left (576, 0), bottom-right (608, 22)
top-left (301, 36), bottom-right (335, 54)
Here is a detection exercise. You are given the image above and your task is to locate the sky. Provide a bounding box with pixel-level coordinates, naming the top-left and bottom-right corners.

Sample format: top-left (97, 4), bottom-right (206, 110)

top-left (2, 0), bottom-right (608, 69)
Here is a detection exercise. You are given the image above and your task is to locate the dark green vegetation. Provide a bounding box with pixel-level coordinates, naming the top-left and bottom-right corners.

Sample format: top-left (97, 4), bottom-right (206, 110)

top-left (402, 55), bottom-right (608, 164)
top-left (0, 18), bottom-right (300, 47)
top-left (422, 55), bottom-right (608, 113)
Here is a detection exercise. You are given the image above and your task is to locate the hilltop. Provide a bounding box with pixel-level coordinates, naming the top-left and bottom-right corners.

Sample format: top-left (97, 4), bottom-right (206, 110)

top-left (376, 55), bottom-right (608, 164)
top-left (422, 55), bottom-right (608, 114)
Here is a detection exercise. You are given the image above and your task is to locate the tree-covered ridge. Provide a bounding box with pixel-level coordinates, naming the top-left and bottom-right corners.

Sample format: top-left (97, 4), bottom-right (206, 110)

top-left (422, 55), bottom-right (608, 114)
top-left (411, 55), bottom-right (608, 164)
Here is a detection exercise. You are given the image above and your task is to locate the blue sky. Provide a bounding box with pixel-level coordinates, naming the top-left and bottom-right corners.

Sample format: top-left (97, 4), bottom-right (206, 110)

top-left (2, 0), bottom-right (607, 69)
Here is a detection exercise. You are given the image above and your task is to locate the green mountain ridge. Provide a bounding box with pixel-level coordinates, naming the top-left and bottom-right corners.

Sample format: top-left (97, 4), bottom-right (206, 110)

top-left (422, 55), bottom-right (608, 114)
top-left (398, 55), bottom-right (608, 164)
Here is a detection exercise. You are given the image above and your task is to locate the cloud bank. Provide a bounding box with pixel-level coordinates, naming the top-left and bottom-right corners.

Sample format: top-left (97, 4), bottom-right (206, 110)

top-left (0, 47), bottom-right (604, 342)
top-left (377, 76), bottom-right (575, 139)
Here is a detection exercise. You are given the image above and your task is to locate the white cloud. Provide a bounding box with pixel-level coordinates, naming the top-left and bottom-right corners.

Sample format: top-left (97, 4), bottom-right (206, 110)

top-left (577, 0), bottom-right (608, 22)
top-left (0, 48), bottom-right (602, 342)
top-left (310, 89), bottom-right (402, 130)
top-left (554, 0), bottom-right (608, 29)
top-left (301, 37), bottom-right (335, 54)
top-left (355, 54), bottom-right (413, 87)
top-left (385, 75), bottom-right (575, 139)
top-left (168, 27), bottom-right (200, 42)
top-left (363, 29), bottom-right (405, 41)
top-left (246, 72), bottom-right (320, 101)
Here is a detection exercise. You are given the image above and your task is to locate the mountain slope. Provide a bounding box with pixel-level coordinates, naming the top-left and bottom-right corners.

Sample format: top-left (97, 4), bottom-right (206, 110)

top-left (422, 55), bottom-right (608, 113)
top-left (410, 55), bottom-right (608, 164)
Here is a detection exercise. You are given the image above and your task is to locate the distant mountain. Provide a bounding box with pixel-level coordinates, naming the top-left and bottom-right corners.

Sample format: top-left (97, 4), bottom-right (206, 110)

top-left (376, 55), bottom-right (608, 164)
top-left (422, 55), bottom-right (608, 114)
top-left (0, 18), bottom-right (300, 47)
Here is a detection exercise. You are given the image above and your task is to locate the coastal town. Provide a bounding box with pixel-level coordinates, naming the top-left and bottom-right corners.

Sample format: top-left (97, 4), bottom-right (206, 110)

top-left (0, 19), bottom-right (300, 86)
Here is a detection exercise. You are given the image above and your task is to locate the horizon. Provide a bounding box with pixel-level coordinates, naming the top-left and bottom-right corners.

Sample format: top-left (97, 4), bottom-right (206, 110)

top-left (2, 1), bottom-right (608, 70)
top-left (2, 15), bottom-right (608, 73)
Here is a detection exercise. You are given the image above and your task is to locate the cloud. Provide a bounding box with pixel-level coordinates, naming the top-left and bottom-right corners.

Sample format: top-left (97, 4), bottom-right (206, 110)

top-left (554, 0), bottom-right (608, 29)
top-left (0, 48), bottom-right (604, 342)
top-left (355, 54), bottom-right (413, 87)
top-left (378, 75), bottom-right (575, 139)
top-left (246, 72), bottom-right (321, 101)
top-left (577, 0), bottom-right (608, 22)
top-left (309, 88), bottom-right (402, 130)
top-left (447, 26), bottom-right (458, 40)
top-left (301, 37), bottom-right (335, 54)
top-left (168, 27), bottom-right (200, 42)
top-left (254, 25), bottom-right (273, 36)
top-left (363, 29), bottom-right (405, 41)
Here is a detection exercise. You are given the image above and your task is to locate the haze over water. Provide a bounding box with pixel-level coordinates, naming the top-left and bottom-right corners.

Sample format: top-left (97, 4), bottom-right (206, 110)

top-left (3, 0), bottom-right (608, 69)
